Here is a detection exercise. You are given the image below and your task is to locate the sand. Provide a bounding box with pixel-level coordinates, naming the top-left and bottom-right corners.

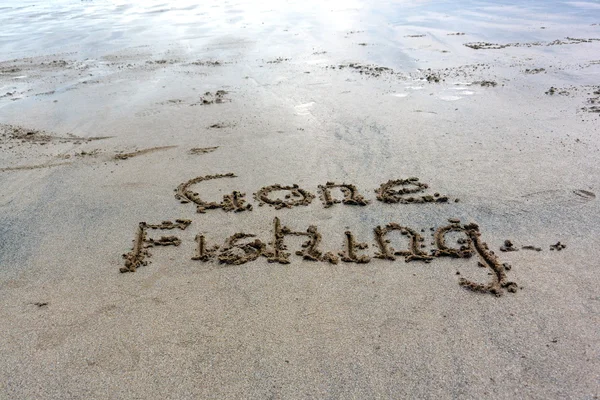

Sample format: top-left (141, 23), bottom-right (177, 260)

top-left (0, 0), bottom-right (599, 398)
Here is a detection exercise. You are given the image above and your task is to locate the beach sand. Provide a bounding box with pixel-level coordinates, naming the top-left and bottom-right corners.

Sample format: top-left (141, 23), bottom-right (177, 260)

top-left (0, 0), bottom-right (599, 398)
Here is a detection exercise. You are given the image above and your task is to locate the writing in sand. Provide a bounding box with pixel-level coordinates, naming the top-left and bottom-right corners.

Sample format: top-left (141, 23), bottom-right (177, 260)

top-left (120, 173), bottom-right (518, 297)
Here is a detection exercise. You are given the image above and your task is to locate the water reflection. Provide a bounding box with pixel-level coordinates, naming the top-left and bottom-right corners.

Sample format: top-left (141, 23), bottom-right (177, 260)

top-left (0, 0), bottom-right (597, 62)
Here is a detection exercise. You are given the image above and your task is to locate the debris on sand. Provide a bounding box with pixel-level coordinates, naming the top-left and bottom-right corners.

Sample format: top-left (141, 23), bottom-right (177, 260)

top-left (473, 80), bottom-right (497, 87)
top-left (500, 240), bottom-right (518, 252)
top-left (524, 68), bottom-right (546, 74)
top-left (426, 73), bottom-right (441, 83)
top-left (329, 63), bottom-right (395, 78)
top-left (522, 245), bottom-right (542, 251)
top-left (465, 37), bottom-right (600, 50)
top-left (581, 96), bottom-right (600, 113)
top-left (550, 242), bottom-right (566, 251)
top-left (191, 60), bottom-right (224, 66)
top-left (266, 57), bottom-right (290, 64)
top-left (194, 90), bottom-right (229, 105)
top-left (545, 86), bottom-right (570, 95)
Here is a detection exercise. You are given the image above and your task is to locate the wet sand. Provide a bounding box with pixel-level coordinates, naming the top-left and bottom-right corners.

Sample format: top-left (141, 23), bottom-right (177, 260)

top-left (0, 0), bottom-right (599, 398)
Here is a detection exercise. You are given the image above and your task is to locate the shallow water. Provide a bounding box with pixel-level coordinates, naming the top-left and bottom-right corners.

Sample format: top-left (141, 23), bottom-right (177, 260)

top-left (1, 0), bottom-right (598, 64)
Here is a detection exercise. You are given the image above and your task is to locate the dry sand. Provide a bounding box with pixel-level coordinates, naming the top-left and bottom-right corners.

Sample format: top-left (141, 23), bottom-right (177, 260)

top-left (0, 0), bottom-right (599, 398)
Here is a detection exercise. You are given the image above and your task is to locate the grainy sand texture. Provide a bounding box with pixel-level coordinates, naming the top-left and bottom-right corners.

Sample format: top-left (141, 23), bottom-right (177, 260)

top-left (0, 0), bottom-right (599, 398)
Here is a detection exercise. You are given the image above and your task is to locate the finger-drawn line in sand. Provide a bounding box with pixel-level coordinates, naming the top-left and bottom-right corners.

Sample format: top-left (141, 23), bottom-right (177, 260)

top-left (114, 146), bottom-right (176, 160)
top-left (293, 227), bottom-right (318, 260)
top-left (175, 173), bottom-right (252, 213)
top-left (263, 216), bottom-right (293, 264)
top-left (339, 231), bottom-right (370, 263)
top-left (218, 233), bottom-right (265, 265)
top-left (572, 189), bottom-right (595, 200)
top-left (259, 218), bottom-right (335, 264)
top-left (521, 189), bottom-right (595, 205)
top-left (292, 225), bottom-right (332, 262)
top-left (375, 178), bottom-right (449, 204)
top-left (433, 220), bottom-right (517, 296)
top-left (254, 184), bottom-right (315, 209)
top-left (192, 235), bottom-right (219, 261)
top-left (461, 224), bottom-right (518, 296)
top-left (0, 162), bottom-right (72, 172)
top-left (374, 224), bottom-right (433, 262)
top-left (120, 219), bottom-right (191, 273)
top-left (0, 123), bottom-right (111, 145)
top-left (189, 146), bottom-right (218, 155)
top-left (432, 221), bottom-right (475, 258)
top-left (317, 182), bottom-right (369, 208)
